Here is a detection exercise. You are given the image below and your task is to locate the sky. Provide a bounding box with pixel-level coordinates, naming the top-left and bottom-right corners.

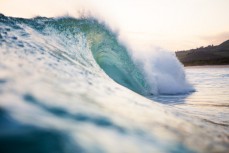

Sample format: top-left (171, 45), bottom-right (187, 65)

top-left (0, 0), bottom-right (229, 51)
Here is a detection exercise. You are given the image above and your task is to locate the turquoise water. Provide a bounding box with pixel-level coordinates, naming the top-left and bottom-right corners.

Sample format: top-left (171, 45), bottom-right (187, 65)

top-left (0, 14), bottom-right (228, 153)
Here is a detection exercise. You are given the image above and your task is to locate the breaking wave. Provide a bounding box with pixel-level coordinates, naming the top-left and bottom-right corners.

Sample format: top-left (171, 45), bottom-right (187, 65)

top-left (0, 14), bottom-right (194, 95)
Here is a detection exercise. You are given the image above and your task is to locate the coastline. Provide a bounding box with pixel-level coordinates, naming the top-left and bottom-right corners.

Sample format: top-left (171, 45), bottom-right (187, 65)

top-left (175, 40), bottom-right (229, 67)
top-left (184, 64), bottom-right (229, 68)
top-left (181, 62), bottom-right (229, 67)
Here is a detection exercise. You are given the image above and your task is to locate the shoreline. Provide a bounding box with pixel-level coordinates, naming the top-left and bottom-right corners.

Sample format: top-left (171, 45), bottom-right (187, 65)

top-left (184, 64), bottom-right (229, 68)
top-left (182, 63), bottom-right (229, 67)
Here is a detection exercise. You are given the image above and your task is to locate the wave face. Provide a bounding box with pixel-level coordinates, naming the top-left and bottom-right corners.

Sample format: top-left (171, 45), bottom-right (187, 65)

top-left (1, 14), bottom-right (227, 153)
top-left (76, 19), bottom-right (150, 95)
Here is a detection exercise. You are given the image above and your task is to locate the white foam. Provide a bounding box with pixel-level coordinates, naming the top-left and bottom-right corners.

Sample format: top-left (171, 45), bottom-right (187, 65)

top-left (131, 47), bottom-right (194, 95)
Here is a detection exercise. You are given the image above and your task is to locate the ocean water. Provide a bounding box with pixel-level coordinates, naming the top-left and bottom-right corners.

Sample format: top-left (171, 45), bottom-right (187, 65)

top-left (0, 14), bottom-right (228, 153)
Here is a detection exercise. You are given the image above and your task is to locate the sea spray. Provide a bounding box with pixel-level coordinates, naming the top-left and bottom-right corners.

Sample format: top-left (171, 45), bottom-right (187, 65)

top-left (130, 47), bottom-right (195, 95)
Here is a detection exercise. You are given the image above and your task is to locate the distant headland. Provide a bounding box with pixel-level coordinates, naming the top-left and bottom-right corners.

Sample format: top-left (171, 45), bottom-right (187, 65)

top-left (175, 40), bottom-right (229, 66)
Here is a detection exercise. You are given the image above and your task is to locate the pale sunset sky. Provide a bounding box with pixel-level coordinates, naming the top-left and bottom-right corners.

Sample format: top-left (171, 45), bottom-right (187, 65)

top-left (0, 0), bottom-right (229, 51)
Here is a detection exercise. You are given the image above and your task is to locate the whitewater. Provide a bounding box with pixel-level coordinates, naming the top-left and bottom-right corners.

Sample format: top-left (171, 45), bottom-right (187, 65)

top-left (0, 14), bottom-right (229, 153)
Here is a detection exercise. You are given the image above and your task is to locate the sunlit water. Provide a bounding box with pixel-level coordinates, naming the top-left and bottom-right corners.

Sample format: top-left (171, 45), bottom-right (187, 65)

top-left (0, 14), bottom-right (229, 153)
